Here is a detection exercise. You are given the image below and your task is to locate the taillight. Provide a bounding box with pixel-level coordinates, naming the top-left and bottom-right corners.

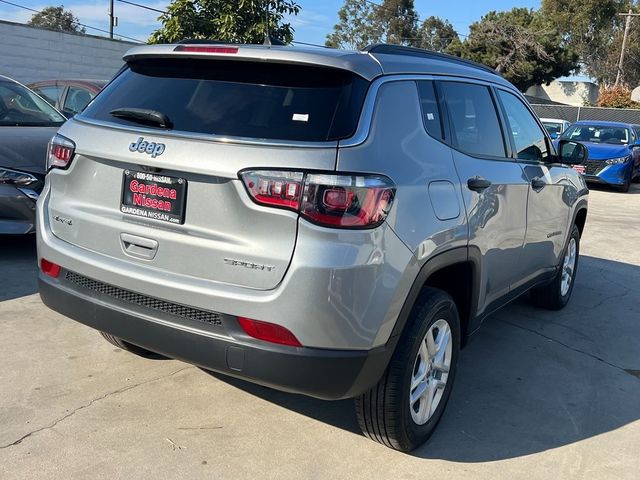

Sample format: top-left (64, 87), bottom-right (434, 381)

top-left (47, 134), bottom-right (76, 170)
top-left (40, 259), bottom-right (61, 278)
top-left (237, 317), bottom-right (302, 347)
top-left (240, 170), bottom-right (304, 210)
top-left (239, 170), bottom-right (395, 229)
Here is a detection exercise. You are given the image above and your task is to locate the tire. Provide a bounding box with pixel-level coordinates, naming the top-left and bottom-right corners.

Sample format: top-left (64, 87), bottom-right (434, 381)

top-left (530, 224), bottom-right (580, 310)
top-left (618, 169), bottom-right (632, 192)
top-left (99, 331), bottom-right (157, 358)
top-left (355, 288), bottom-right (461, 452)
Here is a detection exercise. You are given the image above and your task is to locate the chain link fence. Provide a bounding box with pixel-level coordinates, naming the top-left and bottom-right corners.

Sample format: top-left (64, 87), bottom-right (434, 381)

top-left (531, 104), bottom-right (640, 125)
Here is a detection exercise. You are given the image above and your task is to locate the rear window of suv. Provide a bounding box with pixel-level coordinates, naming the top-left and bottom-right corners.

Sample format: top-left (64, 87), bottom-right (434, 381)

top-left (81, 58), bottom-right (370, 142)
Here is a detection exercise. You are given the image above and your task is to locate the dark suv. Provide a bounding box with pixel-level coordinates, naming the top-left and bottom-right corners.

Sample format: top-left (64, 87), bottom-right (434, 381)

top-left (37, 43), bottom-right (589, 451)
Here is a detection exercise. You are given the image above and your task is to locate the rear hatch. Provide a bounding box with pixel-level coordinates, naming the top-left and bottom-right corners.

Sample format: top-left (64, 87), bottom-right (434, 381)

top-left (47, 51), bottom-right (370, 290)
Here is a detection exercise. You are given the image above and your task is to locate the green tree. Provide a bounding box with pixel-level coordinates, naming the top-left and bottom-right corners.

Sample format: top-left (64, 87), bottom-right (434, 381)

top-left (614, 22), bottom-right (640, 87)
top-left (450, 8), bottom-right (579, 92)
top-left (28, 5), bottom-right (85, 34)
top-left (540, 0), bottom-right (630, 85)
top-left (325, 0), bottom-right (380, 49)
top-left (374, 0), bottom-right (419, 46)
top-left (149, 0), bottom-right (300, 45)
top-left (326, 0), bottom-right (420, 49)
top-left (417, 16), bottom-right (458, 52)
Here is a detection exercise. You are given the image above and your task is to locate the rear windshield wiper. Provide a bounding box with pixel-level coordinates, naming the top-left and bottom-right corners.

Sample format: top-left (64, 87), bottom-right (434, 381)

top-left (110, 108), bottom-right (173, 129)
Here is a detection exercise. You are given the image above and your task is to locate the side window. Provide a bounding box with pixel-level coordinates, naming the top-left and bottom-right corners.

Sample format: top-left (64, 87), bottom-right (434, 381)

top-left (34, 85), bottom-right (62, 106)
top-left (497, 89), bottom-right (550, 162)
top-left (439, 81), bottom-right (506, 158)
top-left (416, 81), bottom-right (444, 141)
top-left (63, 87), bottom-right (95, 115)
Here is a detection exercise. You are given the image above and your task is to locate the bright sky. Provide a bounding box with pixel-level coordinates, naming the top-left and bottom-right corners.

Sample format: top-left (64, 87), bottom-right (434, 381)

top-left (0, 0), bottom-right (540, 45)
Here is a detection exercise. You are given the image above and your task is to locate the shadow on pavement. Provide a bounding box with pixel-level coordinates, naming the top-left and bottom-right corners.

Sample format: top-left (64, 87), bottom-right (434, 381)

top-left (588, 182), bottom-right (640, 194)
top-left (0, 234), bottom-right (38, 301)
top-left (210, 254), bottom-right (640, 460)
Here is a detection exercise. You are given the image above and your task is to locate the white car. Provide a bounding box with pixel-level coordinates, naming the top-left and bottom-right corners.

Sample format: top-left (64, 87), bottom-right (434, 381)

top-left (540, 118), bottom-right (571, 139)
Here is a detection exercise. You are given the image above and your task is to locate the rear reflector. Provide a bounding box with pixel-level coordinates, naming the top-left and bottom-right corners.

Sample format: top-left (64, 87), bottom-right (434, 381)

top-left (239, 170), bottom-right (395, 229)
top-left (40, 259), bottom-right (61, 278)
top-left (237, 317), bottom-right (302, 347)
top-left (174, 45), bottom-right (239, 54)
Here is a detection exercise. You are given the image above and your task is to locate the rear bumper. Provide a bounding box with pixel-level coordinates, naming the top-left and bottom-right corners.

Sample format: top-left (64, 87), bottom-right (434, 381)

top-left (0, 184), bottom-right (38, 234)
top-left (39, 271), bottom-right (392, 400)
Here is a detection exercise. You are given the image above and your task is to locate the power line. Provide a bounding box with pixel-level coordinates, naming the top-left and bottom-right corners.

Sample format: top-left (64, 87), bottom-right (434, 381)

top-left (0, 0), bottom-right (145, 43)
top-left (291, 40), bottom-right (331, 48)
top-left (363, 0), bottom-right (421, 22)
top-left (116, 0), bottom-right (165, 15)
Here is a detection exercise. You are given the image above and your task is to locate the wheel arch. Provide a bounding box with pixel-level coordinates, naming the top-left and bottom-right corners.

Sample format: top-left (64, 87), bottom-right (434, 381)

top-left (573, 205), bottom-right (588, 237)
top-left (388, 247), bottom-right (481, 349)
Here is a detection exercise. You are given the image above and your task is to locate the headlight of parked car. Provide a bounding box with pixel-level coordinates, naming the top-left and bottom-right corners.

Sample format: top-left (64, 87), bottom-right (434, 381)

top-left (605, 156), bottom-right (630, 165)
top-left (0, 167), bottom-right (39, 186)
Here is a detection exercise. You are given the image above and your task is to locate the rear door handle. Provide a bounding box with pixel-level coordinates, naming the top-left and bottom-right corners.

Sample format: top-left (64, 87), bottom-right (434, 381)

top-left (467, 176), bottom-right (492, 192)
top-left (531, 177), bottom-right (546, 190)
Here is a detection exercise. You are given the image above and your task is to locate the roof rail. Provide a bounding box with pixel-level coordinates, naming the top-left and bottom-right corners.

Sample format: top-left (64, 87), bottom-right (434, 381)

top-left (363, 44), bottom-right (500, 77)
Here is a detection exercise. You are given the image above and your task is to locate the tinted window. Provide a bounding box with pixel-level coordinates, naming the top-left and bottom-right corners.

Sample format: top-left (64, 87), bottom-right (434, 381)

top-left (439, 82), bottom-right (505, 157)
top-left (416, 81), bottom-right (443, 140)
top-left (82, 58), bottom-right (369, 142)
top-left (497, 90), bottom-right (549, 162)
top-left (0, 81), bottom-right (65, 126)
top-left (35, 85), bottom-right (63, 106)
top-left (64, 86), bottom-right (95, 115)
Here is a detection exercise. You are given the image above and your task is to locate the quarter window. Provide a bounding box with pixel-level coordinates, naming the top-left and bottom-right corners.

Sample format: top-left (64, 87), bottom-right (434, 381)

top-left (497, 90), bottom-right (550, 162)
top-left (416, 81), bottom-right (444, 141)
top-left (63, 86), bottom-right (95, 115)
top-left (439, 81), bottom-right (506, 158)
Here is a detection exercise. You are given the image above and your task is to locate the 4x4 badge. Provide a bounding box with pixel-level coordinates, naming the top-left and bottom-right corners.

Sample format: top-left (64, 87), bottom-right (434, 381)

top-left (129, 137), bottom-right (165, 158)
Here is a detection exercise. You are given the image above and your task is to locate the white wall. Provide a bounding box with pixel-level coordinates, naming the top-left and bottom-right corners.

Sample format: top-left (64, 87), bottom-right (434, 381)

top-left (526, 81), bottom-right (600, 107)
top-left (0, 20), bottom-right (137, 84)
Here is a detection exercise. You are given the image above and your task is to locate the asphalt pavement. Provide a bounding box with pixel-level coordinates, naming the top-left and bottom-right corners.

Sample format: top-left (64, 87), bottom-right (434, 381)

top-left (1, 184), bottom-right (639, 479)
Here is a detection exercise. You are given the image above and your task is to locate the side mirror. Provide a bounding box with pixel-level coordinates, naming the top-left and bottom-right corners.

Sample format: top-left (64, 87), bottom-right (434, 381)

top-left (558, 140), bottom-right (588, 165)
top-left (629, 140), bottom-right (640, 150)
top-left (549, 132), bottom-right (559, 139)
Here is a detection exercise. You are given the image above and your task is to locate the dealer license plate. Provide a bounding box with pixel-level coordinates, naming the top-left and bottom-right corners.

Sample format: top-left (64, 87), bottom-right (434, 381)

top-left (121, 170), bottom-right (187, 224)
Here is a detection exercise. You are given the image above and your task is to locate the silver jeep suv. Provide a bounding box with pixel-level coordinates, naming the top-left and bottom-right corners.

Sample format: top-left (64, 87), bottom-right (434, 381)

top-left (37, 43), bottom-right (589, 451)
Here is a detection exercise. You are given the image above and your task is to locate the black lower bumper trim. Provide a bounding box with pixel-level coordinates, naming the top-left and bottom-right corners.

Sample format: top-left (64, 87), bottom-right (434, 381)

top-left (39, 273), bottom-right (391, 400)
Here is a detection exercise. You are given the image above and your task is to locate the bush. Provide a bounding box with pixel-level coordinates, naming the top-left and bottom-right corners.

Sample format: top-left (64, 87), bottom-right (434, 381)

top-left (597, 86), bottom-right (640, 109)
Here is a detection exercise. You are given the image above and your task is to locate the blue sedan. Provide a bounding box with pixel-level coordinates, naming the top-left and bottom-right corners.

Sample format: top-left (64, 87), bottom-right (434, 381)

top-left (557, 121), bottom-right (640, 192)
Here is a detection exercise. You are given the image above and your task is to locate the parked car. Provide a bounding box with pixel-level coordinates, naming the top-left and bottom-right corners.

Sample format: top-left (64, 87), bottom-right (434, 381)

top-left (36, 43), bottom-right (589, 452)
top-left (28, 79), bottom-right (106, 118)
top-left (558, 120), bottom-right (640, 192)
top-left (0, 75), bottom-right (65, 234)
top-left (540, 117), bottom-right (571, 139)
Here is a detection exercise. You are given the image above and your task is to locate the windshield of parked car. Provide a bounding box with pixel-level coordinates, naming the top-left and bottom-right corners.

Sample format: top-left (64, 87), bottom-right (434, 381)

top-left (0, 80), bottom-right (66, 127)
top-left (561, 124), bottom-right (630, 144)
top-left (542, 122), bottom-right (563, 135)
